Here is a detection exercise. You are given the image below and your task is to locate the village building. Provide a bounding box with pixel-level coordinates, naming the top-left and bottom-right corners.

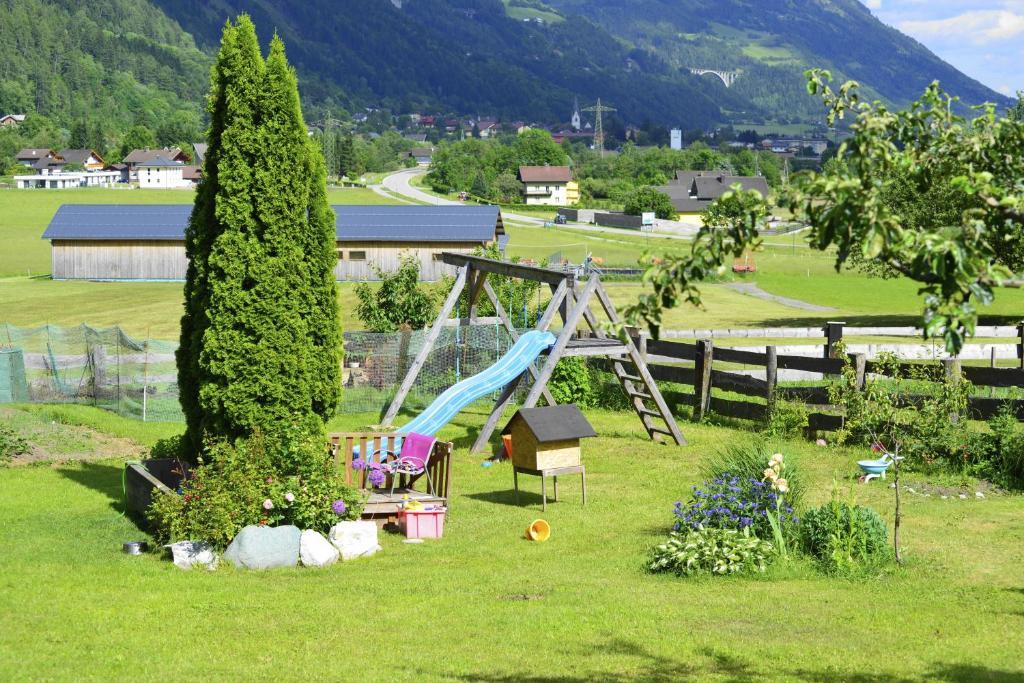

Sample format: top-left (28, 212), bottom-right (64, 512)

top-left (42, 204), bottom-right (505, 281)
top-left (518, 166), bottom-right (579, 206)
top-left (57, 149), bottom-right (106, 170)
top-left (137, 157), bottom-right (193, 189)
top-left (659, 170), bottom-right (770, 214)
top-left (192, 143), bottom-right (208, 166)
top-left (0, 114), bottom-right (26, 126)
top-left (16, 148), bottom-right (56, 168)
top-left (15, 170), bottom-right (120, 189)
top-left (404, 147), bottom-right (434, 166)
top-left (121, 148), bottom-right (190, 179)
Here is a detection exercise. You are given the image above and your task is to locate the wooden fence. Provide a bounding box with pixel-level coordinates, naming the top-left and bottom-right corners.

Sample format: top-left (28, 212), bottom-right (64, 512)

top-left (614, 326), bottom-right (1024, 434)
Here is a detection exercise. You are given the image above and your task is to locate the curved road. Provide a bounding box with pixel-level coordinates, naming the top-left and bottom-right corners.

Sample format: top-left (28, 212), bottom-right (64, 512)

top-left (378, 168), bottom-right (699, 239)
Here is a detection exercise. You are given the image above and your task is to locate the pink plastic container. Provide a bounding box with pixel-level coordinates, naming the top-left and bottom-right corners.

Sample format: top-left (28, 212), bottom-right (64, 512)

top-left (398, 508), bottom-right (447, 539)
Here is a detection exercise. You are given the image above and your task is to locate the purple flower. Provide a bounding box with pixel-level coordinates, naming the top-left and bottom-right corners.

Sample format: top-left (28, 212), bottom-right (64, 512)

top-left (351, 458), bottom-right (367, 471)
top-left (368, 465), bottom-right (386, 487)
top-left (332, 499), bottom-right (347, 515)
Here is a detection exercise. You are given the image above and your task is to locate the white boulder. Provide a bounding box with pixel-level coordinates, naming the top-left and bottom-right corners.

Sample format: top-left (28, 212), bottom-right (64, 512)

top-left (166, 540), bottom-right (218, 570)
top-left (329, 521), bottom-right (382, 561)
top-left (300, 530), bottom-right (340, 568)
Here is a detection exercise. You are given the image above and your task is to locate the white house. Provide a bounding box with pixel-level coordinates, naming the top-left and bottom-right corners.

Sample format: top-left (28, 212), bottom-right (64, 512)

top-left (518, 166), bottom-right (578, 206)
top-left (15, 170), bottom-right (120, 189)
top-left (137, 157), bottom-right (192, 189)
top-left (0, 114), bottom-right (26, 127)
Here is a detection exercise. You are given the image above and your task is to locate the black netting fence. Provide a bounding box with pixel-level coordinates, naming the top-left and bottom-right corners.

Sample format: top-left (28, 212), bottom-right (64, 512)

top-left (0, 322), bottom-right (524, 421)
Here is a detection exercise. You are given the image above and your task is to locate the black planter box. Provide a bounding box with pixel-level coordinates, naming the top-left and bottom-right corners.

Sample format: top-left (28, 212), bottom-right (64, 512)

top-left (124, 458), bottom-right (191, 515)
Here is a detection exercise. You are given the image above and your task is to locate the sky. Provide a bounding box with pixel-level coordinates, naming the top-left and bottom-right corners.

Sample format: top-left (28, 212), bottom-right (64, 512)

top-left (861, 0), bottom-right (1024, 96)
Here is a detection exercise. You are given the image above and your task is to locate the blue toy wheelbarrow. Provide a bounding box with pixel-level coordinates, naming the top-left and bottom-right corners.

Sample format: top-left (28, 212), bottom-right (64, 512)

top-left (858, 453), bottom-right (894, 482)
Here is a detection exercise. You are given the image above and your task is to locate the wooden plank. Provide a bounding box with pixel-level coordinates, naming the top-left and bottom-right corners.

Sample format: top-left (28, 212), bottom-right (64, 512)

top-left (441, 252), bottom-right (569, 285)
top-left (864, 360), bottom-right (942, 379)
top-left (645, 364), bottom-right (696, 385)
top-left (562, 344), bottom-right (630, 357)
top-left (709, 369), bottom-right (768, 397)
top-left (645, 338), bottom-right (697, 361)
top-left (708, 396), bottom-right (767, 421)
top-left (961, 365), bottom-right (1024, 387)
top-left (692, 340), bottom-right (713, 421)
top-left (537, 279), bottom-right (569, 331)
top-left (779, 386), bottom-right (831, 404)
top-left (968, 397), bottom-right (1024, 420)
top-left (708, 345), bottom-right (770, 365)
top-left (383, 264), bottom-right (469, 424)
top-left (776, 354), bottom-right (845, 374)
top-left (807, 412), bottom-right (845, 431)
top-left (466, 270), bottom-right (488, 323)
top-left (471, 373), bottom-right (525, 454)
top-left (765, 346), bottom-right (777, 406)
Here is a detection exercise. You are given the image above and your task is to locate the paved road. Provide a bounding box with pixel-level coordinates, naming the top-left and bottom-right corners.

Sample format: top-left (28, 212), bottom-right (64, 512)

top-left (380, 169), bottom-right (698, 240)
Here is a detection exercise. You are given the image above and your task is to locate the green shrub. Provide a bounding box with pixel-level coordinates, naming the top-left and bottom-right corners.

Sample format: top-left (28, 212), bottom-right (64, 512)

top-left (547, 357), bottom-right (595, 407)
top-left (973, 404), bottom-right (1024, 490)
top-left (765, 398), bottom-right (808, 438)
top-left (0, 424), bottom-right (30, 462)
top-left (801, 494), bottom-right (889, 574)
top-left (147, 430), bottom-right (363, 548)
top-left (701, 439), bottom-right (805, 512)
top-left (649, 526), bottom-right (774, 576)
top-left (149, 434), bottom-right (187, 461)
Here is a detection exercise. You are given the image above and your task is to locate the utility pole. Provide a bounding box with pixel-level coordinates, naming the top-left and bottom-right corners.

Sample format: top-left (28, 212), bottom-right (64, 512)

top-left (583, 98), bottom-right (616, 157)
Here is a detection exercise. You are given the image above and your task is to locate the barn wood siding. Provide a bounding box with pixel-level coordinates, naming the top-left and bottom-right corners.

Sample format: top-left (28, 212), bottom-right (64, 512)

top-left (51, 240), bottom-right (188, 280)
top-left (51, 240), bottom-right (487, 281)
top-left (333, 242), bottom-right (484, 281)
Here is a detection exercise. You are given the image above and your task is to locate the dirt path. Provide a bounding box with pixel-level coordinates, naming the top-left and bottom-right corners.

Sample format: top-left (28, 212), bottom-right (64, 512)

top-left (725, 282), bottom-right (837, 312)
top-left (1, 408), bottom-right (146, 465)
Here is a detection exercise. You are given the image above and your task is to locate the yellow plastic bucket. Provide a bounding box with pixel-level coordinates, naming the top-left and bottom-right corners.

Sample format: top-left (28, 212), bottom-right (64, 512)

top-left (525, 519), bottom-right (551, 542)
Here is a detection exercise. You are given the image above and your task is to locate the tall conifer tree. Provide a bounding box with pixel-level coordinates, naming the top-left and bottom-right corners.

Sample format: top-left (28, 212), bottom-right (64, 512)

top-left (177, 17), bottom-right (339, 453)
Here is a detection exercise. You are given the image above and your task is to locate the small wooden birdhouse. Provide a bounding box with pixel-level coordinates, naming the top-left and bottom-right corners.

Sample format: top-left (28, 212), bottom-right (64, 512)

top-left (502, 405), bottom-right (596, 470)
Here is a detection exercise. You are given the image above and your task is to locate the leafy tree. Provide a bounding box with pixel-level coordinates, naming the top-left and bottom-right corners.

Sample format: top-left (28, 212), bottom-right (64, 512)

top-left (119, 125), bottom-right (156, 159)
top-left (512, 129), bottom-right (568, 167)
top-left (335, 134), bottom-right (357, 178)
top-left (492, 171), bottom-right (524, 204)
top-left (354, 255), bottom-right (439, 332)
top-left (177, 16), bottom-right (340, 453)
top-left (624, 187), bottom-right (676, 219)
top-left (156, 110), bottom-right (202, 147)
top-left (470, 171), bottom-right (489, 199)
top-left (626, 70), bottom-right (1024, 354)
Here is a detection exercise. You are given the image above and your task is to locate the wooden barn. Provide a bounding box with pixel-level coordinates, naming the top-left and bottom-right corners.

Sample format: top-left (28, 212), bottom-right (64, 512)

top-left (42, 204), bottom-right (505, 281)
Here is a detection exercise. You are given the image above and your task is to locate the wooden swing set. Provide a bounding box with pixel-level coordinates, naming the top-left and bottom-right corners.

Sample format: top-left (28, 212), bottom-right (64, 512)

top-left (382, 253), bottom-right (686, 453)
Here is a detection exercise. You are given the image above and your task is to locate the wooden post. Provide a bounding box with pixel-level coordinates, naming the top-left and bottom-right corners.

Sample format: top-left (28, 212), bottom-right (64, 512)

top-left (852, 353), bottom-right (867, 391)
top-left (824, 321), bottom-right (845, 359)
top-left (467, 270), bottom-right (488, 324)
top-left (383, 265), bottom-right (469, 425)
top-left (692, 339), bottom-right (714, 421)
top-left (942, 358), bottom-right (962, 424)
top-left (1017, 322), bottom-right (1024, 369)
top-left (765, 345), bottom-right (777, 412)
top-left (991, 346), bottom-right (997, 398)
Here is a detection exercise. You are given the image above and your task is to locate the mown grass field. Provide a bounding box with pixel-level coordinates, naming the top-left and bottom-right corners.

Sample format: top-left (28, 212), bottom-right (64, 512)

top-left (1, 406), bottom-right (1022, 681)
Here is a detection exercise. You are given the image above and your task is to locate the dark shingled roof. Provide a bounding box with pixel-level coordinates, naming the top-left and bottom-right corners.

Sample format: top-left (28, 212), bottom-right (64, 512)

top-left (502, 405), bottom-right (596, 443)
top-left (518, 165), bottom-right (572, 183)
top-left (42, 204), bottom-right (503, 244)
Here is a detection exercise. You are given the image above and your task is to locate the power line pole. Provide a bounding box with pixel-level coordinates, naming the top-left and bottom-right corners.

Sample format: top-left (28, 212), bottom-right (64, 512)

top-left (583, 98), bottom-right (616, 157)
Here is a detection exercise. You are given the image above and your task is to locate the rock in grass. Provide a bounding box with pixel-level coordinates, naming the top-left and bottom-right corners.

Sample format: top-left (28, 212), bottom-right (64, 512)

top-left (329, 521), bottom-right (381, 561)
top-left (300, 530), bottom-right (339, 568)
top-left (166, 540), bottom-right (218, 570)
top-left (224, 525), bottom-right (300, 570)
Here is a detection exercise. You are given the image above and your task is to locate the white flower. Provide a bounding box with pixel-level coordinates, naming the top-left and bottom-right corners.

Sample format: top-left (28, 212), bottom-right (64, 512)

top-left (763, 468), bottom-right (779, 481)
top-left (775, 478), bottom-right (789, 494)
top-left (284, 492), bottom-right (295, 503)
top-left (769, 453), bottom-right (784, 467)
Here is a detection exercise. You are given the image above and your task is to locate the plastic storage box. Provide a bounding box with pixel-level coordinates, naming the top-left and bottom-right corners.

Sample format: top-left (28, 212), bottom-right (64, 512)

top-left (398, 508), bottom-right (447, 539)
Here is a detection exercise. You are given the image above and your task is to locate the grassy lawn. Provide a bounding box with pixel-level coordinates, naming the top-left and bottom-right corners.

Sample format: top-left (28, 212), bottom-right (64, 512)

top-left (1, 405), bottom-right (1023, 680)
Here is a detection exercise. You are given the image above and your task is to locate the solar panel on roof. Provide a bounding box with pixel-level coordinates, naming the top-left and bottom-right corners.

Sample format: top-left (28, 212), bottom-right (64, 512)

top-left (42, 204), bottom-right (501, 243)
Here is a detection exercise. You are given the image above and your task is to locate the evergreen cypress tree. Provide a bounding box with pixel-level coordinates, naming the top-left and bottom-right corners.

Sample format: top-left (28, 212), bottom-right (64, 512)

top-left (177, 17), bottom-right (340, 453)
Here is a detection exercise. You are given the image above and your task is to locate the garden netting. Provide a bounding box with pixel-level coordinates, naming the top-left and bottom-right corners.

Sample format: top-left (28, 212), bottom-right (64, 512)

top-left (0, 322), bottom-right (525, 422)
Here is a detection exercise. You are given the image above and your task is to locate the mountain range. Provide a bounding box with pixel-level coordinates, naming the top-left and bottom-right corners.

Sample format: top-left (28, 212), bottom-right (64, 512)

top-left (0, 0), bottom-right (1011, 133)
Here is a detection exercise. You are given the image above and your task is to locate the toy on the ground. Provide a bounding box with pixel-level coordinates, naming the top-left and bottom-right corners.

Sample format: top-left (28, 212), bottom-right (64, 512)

top-left (858, 453), bottom-right (895, 482)
top-left (525, 519), bottom-right (550, 542)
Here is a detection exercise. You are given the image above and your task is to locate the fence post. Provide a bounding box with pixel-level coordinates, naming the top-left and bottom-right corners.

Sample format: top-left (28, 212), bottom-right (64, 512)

top-left (765, 345), bottom-right (777, 413)
top-left (823, 321), bottom-right (845, 359)
top-left (693, 339), bottom-right (714, 421)
top-left (1017, 322), bottom-right (1024, 369)
top-left (852, 353), bottom-right (867, 391)
top-left (625, 326), bottom-right (648, 364)
top-left (942, 358), bottom-right (962, 424)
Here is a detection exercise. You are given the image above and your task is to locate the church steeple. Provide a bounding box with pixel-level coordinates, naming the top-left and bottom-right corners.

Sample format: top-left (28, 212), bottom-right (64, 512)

top-left (571, 95), bottom-right (582, 131)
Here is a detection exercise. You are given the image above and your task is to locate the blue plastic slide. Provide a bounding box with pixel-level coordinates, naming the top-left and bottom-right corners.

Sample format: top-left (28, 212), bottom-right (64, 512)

top-left (400, 329), bottom-right (556, 437)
